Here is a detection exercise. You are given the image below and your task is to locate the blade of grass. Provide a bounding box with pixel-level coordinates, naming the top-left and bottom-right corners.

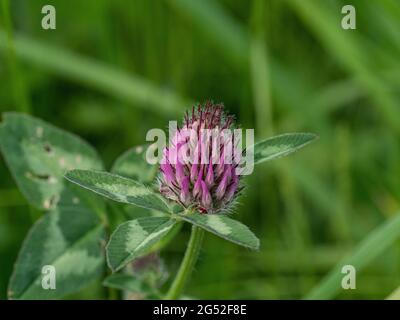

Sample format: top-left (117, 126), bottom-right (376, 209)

top-left (286, 0), bottom-right (400, 133)
top-left (250, 37), bottom-right (273, 136)
top-left (166, 0), bottom-right (248, 66)
top-left (386, 286), bottom-right (400, 300)
top-left (331, 125), bottom-right (353, 242)
top-left (0, 31), bottom-right (188, 116)
top-left (305, 213), bottom-right (400, 299)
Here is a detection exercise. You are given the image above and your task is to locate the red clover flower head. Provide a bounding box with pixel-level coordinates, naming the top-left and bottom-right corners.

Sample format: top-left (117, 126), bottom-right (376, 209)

top-left (159, 102), bottom-right (242, 214)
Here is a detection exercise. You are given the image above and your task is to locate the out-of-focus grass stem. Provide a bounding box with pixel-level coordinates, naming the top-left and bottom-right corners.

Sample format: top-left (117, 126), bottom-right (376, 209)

top-left (0, 0), bottom-right (31, 114)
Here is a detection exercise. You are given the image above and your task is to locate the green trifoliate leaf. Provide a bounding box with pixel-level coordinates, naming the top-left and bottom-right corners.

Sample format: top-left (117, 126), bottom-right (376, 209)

top-left (177, 212), bottom-right (259, 250)
top-left (0, 113), bottom-right (103, 210)
top-left (106, 217), bottom-right (176, 271)
top-left (65, 170), bottom-right (170, 213)
top-left (251, 132), bottom-right (317, 165)
top-left (8, 206), bottom-right (106, 300)
top-left (111, 144), bottom-right (157, 184)
top-left (103, 274), bottom-right (160, 299)
top-left (110, 145), bottom-right (161, 220)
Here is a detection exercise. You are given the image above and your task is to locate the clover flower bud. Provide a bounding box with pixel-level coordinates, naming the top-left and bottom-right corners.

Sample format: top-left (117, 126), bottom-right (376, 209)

top-left (159, 102), bottom-right (242, 213)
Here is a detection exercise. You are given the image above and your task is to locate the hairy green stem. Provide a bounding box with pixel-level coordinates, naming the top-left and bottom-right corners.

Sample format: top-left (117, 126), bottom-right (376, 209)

top-left (164, 225), bottom-right (204, 300)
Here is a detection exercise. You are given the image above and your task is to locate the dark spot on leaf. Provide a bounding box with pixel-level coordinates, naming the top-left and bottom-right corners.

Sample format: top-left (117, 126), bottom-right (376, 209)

top-left (48, 195), bottom-right (59, 208)
top-left (43, 143), bottom-right (52, 154)
top-left (44, 194), bottom-right (60, 209)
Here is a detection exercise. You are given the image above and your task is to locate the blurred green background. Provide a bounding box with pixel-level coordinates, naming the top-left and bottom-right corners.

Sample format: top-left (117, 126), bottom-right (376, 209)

top-left (1, 0), bottom-right (400, 299)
